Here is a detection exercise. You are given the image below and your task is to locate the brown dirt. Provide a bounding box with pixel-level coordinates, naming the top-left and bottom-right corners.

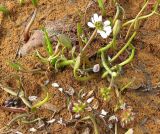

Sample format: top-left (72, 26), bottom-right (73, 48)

top-left (0, 0), bottom-right (160, 134)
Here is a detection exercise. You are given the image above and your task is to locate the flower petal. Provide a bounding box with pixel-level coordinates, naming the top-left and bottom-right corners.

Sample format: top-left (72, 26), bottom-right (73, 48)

top-left (104, 20), bottom-right (111, 26)
top-left (98, 30), bottom-right (108, 38)
top-left (87, 22), bottom-right (95, 28)
top-left (93, 13), bottom-right (99, 22)
top-left (98, 15), bottom-right (102, 22)
top-left (104, 26), bottom-right (112, 36)
top-left (91, 17), bottom-right (95, 23)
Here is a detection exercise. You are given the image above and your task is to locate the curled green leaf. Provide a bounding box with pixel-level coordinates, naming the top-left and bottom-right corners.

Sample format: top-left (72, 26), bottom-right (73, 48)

top-left (57, 34), bottom-right (72, 49)
top-left (31, 92), bottom-right (49, 111)
top-left (8, 61), bottom-right (25, 71)
top-left (42, 28), bottom-right (53, 56)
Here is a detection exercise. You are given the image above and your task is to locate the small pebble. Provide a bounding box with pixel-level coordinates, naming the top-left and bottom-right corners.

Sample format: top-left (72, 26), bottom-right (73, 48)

top-left (28, 96), bottom-right (37, 102)
top-left (44, 80), bottom-right (49, 85)
top-left (52, 82), bottom-right (60, 88)
top-left (47, 119), bottom-right (56, 124)
top-left (65, 87), bottom-right (75, 96)
top-left (86, 96), bottom-right (94, 103)
top-left (93, 64), bottom-right (100, 73)
top-left (29, 128), bottom-right (37, 132)
top-left (108, 123), bottom-right (113, 129)
top-left (85, 106), bottom-right (92, 111)
top-left (57, 118), bottom-right (65, 125)
top-left (58, 88), bottom-right (63, 92)
top-left (15, 131), bottom-right (23, 134)
top-left (74, 114), bottom-right (81, 119)
top-left (100, 109), bottom-right (108, 118)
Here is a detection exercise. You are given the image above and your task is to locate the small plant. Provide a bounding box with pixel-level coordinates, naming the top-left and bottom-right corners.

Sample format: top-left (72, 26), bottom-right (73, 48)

top-left (35, 28), bottom-right (74, 71)
top-left (19, 0), bottom-right (25, 5)
top-left (73, 101), bottom-right (86, 113)
top-left (100, 87), bottom-right (112, 101)
top-left (31, 0), bottom-right (38, 7)
top-left (8, 61), bottom-right (41, 73)
top-left (120, 107), bottom-right (134, 127)
top-left (0, 5), bottom-right (9, 15)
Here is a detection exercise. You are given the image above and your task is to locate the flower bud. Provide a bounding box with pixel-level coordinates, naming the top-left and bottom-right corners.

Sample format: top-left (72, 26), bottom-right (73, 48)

top-left (113, 20), bottom-right (121, 37)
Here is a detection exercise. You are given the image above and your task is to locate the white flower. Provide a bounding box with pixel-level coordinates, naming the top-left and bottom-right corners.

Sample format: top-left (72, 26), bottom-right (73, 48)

top-left (88, 13), bottom-right (112, 38)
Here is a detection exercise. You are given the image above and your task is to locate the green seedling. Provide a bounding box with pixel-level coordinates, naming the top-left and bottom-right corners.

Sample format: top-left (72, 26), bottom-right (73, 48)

top-left (31, 0), bottom-right (38, 7)
top-left (100, 87), bottom-right (112, 101)
top-left (8, 61), bottom-right (25, 72)
top-left (120, 107), bottom-right (134, 127)
top-left (73, 102), bottom-right (86, 113)
top-left (57, 34), bottom-right (72, 49)
top-left (0, 5), bottom-right (9, 15)
top-left (8, 61), bottom-right (42, 73)
top-left (19, 0), bottom-right (25, 5)
top-left (36, 28), bottom-right (74, 71)
top-left (97, 0), bottom-right (106, 16)
top-left (42, 28), bottom-right (53, 56)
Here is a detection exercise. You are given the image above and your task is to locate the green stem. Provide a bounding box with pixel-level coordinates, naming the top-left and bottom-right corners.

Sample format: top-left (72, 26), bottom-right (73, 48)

top-left (81, 29), bottom-right (97, 53)
top-left (101, 52), bottom-right (112, 75)
top-left (124, 0), bottom-right (149, 39)
top-left (123, 11), bottom-right (155, 27)
top-left (98, 38), bottom-right (115, 53)
top-left (113, 3), bottom-right (120, 24)
top-left (118, 46), bottom-right (135, 66)
top-left (57, 60), bottom-right (74, 68)
top-left (31, 92), bottom-right (49, 111)
top-left (7, 114), bottom-right (29, 126)
top-left (123, 0), bottom-right (160, 27)
top-left (82, 115), bottom-right (99, 134)
top-left (22, 118), bottom-right (41, 124)
top-left (102, 46), bottom-right (135, 78)
top-left (110, 32), bottom-right (136, 63)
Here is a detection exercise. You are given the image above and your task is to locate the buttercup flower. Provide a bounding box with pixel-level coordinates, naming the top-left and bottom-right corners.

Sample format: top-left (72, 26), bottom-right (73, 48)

top-left (88, 13), bottom-right (112, 38)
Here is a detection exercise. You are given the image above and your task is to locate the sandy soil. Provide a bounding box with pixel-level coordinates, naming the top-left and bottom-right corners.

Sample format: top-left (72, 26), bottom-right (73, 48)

top-left (0, 0), bottom-right (160, 134)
